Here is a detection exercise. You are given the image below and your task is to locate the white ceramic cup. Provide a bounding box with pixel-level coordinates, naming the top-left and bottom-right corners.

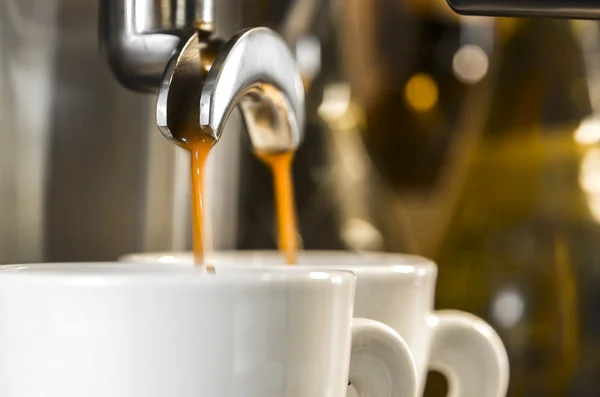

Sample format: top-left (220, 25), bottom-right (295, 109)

top-left (0, 262), bottom-right (418, 397)
top-left (120, 251), bottom-right (510, 397)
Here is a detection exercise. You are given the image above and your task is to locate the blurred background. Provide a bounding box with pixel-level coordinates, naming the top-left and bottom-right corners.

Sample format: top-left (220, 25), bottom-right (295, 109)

top-left (2, 0), bottom-right (600, 395)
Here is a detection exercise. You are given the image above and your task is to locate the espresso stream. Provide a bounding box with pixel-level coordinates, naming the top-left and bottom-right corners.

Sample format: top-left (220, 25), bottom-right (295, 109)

top-left (183, 138), bottom-right (215, 265)
top-left (255, 151), bottom-right (299, 265)
top-left (184, 138), bottom-right (298, 266)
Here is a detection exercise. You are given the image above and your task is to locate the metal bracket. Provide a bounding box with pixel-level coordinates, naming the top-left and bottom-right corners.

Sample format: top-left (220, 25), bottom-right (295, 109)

top-left (100, 0), bottom-right (214, 93)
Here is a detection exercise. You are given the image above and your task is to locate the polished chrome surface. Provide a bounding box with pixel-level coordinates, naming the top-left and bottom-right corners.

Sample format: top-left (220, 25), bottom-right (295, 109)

top-left (100, 0), bottom-right (216, 92)
top-left (100, 0), bottom-right (179, 92)
top-left (194, 0), bottom-right (215, 32)
top-left (134, 0), bottom-right (214, 33)
top-left (0, 0), bottom-right (158, 263)
top-left (158, 27), bottom-right (305, 153)
top-left (156, 32), bottom-right (222, 142)
top-left (202, 27), bottom-right (305, 151)
top-left (447, 0), bottom-right (600, 19)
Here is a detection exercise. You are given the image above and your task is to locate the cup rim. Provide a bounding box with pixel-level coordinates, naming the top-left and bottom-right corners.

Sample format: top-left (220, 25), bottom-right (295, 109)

top-left (119, 250), bottom-right (437, 276)
top-left (0, 262), bottom-right (355, 286)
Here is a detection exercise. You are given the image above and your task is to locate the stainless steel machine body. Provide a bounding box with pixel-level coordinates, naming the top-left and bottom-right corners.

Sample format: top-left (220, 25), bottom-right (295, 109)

top-left (101, 0), bottom-right (214, 92)
top-left (0, 0), bottom-right (154, 263)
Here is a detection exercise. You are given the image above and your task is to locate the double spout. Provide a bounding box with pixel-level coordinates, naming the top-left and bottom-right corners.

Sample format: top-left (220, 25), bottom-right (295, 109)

top-left (156, 28), bottom-right (305, 153)
top-left (101, 0), bottom-right (305, 153)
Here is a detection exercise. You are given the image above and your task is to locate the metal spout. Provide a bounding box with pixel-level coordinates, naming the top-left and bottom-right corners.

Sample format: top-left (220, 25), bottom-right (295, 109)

top-left (157, 27), bottom-right (305, 153)
top-left (100, 0), bottom-right (215, 93)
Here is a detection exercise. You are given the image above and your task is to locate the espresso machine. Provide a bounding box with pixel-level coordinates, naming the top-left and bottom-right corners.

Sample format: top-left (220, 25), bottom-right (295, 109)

top-left (3, 0), bottom-right (600, 396)
top-left (4, 1), bottom-right (594, 260)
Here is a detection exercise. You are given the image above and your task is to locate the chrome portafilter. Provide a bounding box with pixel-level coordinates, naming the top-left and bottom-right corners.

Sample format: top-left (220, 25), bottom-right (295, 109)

top-left (156, 27), bottom-right (306, 153)
top-left (101, 0), bottom-right (305, 152)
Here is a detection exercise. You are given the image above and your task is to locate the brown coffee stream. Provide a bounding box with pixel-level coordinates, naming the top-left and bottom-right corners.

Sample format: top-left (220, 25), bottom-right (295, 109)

top-left (183, 135), bottom-right (298, 266)
top-left (182, 137), bottom-right (215, 266)
top-left (255, 151), bottom-right (299, 265)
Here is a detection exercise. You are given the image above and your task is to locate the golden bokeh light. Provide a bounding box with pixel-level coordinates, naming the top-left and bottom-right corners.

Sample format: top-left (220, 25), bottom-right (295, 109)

top-left (404, 73), bottom-right (439, 112)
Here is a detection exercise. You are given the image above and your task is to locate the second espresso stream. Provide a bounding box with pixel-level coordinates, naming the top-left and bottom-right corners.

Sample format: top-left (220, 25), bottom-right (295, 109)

top-left (255, 151), bottom-right (299, 265)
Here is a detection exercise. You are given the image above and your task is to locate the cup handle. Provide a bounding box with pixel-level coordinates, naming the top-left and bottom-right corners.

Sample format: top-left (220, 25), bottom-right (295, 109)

top-left (428, 310), bottom-right (510, 397)
top-left (349, 318), bottom-right (418, 397)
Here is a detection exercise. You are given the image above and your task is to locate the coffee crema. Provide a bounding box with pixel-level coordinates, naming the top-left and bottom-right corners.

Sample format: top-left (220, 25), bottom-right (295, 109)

top-left (255, 151), bottom-right (299, 265)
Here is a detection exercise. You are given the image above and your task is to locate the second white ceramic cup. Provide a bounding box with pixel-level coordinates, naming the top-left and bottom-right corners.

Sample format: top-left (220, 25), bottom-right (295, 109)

top-left (121, 250), bottom-right (510, 397)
